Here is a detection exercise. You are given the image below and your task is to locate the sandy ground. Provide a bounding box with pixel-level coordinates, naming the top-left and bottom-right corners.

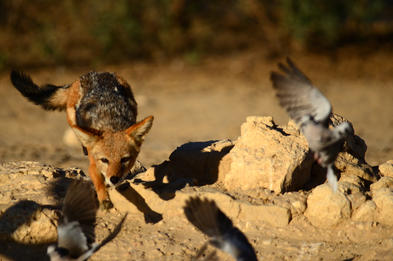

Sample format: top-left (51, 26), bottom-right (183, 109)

top-left (0, 50), bottom-right (393, 260)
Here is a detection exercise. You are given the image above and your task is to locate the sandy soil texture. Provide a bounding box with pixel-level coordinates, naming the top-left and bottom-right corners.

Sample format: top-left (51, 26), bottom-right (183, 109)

top-left (0, 50), bottom-right (393, 260)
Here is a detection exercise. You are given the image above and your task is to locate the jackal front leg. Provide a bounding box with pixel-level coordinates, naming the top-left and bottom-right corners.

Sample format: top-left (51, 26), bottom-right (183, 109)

top-left (88, 153), bottom-right (113, 209)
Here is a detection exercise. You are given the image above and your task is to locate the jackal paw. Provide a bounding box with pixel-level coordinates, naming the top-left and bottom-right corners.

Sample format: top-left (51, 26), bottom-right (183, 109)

top-left (100, 199), bottom-right (114, 210)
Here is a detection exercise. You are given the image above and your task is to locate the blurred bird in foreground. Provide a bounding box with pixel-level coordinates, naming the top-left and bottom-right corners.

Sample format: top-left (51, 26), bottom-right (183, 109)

top-left (47, 179), bottom-right (127, 261)
top-left (184, 196), bottom-right (257, 261)
top-left (270, 58), bottom-right (353, 192)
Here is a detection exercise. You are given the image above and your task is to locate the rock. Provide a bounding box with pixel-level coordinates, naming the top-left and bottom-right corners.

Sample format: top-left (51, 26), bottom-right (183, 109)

top-left (379, 160), bottom-right (393, 177)
top-left (240, 203), bottom-right (291, 227)
top-left (0, 161), bottom-right (84, 205)
top-left (339, 175), bottom-right (365, 192)
top-left (305, 184), bottom-right (351, 227)
top-left (335, 152), bottom-right (377, 183)
top-left (110, 180), bottom-right (291, 227)
top-left (370, 176), bottom-right (393, 192)
top-left (337, 176), bottom-right (367, 211)
top-left (0, 161), bottom-right (85, 244)
top-left (267, 191), bottom-right (308, 216)
top-left (110, 181), bottom-right (244, 223)
top-left (372, 188), bottom-right (393, 226)
top-left (352, 200), bottom-right (376, 222)
top-left (347, 191), bottom-right (367, 212)
top-left (290, 199), bottom-right (307, 215)
top-left (223, 116), bottom-right (313, 193)
top-left (339, 178), bottom-right (361, 191)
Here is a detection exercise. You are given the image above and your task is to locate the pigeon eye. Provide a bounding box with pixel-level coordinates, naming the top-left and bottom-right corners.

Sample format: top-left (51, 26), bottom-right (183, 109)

top-left (100, 158), bottom-right (109, 164)
top-left (121, 156), bottom-right (131, 163)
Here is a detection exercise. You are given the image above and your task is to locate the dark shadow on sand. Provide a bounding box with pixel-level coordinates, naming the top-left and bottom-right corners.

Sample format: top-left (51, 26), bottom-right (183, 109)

top-left (0, 200), bottom-right (58, 261)
top-left (134, 140), bottom-right (234, 200)
top-left (116, 182), bottom-right (163, 224)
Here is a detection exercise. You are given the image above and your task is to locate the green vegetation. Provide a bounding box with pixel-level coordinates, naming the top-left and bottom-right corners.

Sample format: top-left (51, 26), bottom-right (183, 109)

top-left (280, 0), bottom-right (386, 48)
top-left (0, 0), bottom-right (391, 68)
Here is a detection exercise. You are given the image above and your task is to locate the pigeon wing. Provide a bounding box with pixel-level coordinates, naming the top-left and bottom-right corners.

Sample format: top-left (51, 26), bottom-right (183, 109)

top-left (184, 197), bottom-right (231, 238)
top-left (270, 58), bottom-right (331, 125)
top-left (76, 214), bottom-right (128, 261)
top-left (59, 179), bottom-right (98, 255)
top-left (184, 197), bottom-right (257, 261)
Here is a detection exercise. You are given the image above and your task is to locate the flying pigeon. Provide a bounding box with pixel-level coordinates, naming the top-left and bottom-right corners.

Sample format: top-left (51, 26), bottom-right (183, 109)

top-left (270, 58), bottom-right (353, 192)
top-left (47, 179), bottom-right (127, 261)
top-left (184, 196), bottom-right (257, 261)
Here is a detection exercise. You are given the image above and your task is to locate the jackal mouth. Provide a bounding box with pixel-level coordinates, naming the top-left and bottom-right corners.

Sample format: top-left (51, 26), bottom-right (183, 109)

top-left (101, 172), bottom-right (126, 188)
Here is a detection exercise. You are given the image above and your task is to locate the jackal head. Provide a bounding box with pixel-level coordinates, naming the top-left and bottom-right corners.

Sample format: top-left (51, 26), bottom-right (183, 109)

top-left (73, 116), bottom-right (153, 187)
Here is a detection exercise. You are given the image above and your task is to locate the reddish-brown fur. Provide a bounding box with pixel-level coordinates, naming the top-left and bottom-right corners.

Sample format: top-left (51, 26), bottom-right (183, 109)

top-left (64, 79), bottom-right (153, 208)
top-left (10, 71), bottom-right (153, 209)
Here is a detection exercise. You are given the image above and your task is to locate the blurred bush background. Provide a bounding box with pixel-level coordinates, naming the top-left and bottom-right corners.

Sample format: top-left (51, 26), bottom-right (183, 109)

top-left (0, 0), bottom-right (392, 70)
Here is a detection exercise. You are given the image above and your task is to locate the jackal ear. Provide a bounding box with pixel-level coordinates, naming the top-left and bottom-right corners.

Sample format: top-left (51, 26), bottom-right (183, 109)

top-left (125, 116), bottom-right (154, 144)
top-left (71, 125), bottom-right (99, 147)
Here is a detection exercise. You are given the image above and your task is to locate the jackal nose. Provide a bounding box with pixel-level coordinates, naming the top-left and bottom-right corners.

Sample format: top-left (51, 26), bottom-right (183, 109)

top-left (110, 176), bottom-right (120, 185)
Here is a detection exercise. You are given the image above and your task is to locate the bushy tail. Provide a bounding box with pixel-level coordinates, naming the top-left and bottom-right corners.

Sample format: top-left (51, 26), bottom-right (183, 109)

top-left (10, 70), bottom-right (70, 111)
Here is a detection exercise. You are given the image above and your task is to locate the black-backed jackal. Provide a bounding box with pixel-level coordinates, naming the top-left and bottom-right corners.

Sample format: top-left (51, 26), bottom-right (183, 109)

top-left (10, 71), bottom-right (153, 209)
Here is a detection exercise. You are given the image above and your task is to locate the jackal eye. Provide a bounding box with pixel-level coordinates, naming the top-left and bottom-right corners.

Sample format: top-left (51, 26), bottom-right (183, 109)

top-left (100, 158), bottom-right (109, 164)
top-left (121, 156), bottom-right (132, 163)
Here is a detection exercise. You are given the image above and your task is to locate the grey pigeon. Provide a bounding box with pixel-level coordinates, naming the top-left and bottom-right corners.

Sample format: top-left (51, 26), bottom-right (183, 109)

top-left (184, 196), bottom-right (257, 261)
top-left (270, 58), bottom-right (353, 192)
top-left (47, 179), bottom-right (127, 261)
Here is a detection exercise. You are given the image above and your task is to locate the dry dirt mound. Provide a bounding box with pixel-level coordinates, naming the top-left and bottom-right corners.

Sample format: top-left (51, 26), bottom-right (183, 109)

top-left (1, 116), bottom-right (393, 260)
